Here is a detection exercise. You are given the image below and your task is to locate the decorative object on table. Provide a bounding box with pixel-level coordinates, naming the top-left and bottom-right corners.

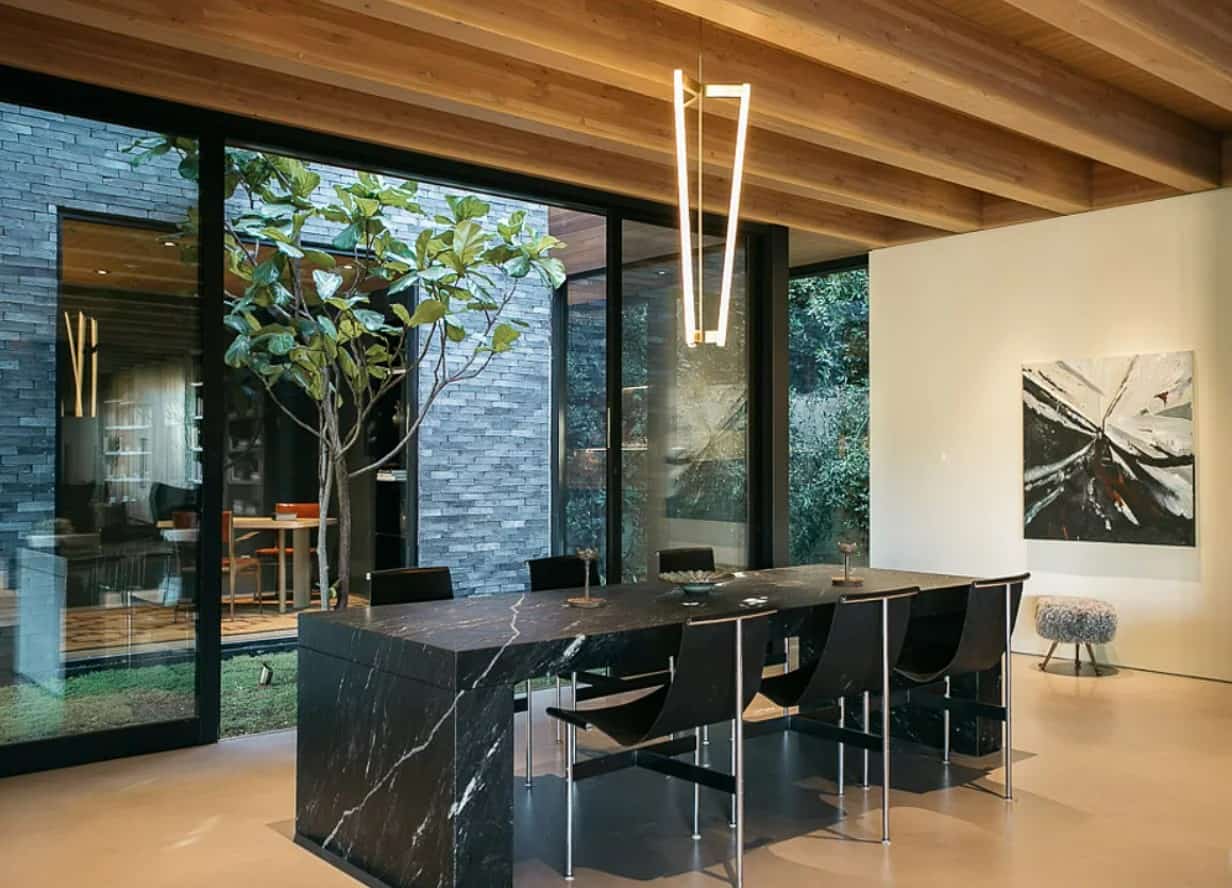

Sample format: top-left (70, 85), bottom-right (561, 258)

top-left (1034, 596), bottom-right (1118, 676)
top-left (128, 136), bottom-right (566, 610)
top-left (567, 548), bottom-right (606, 608)
top-left (659, 569), bottom-right (729, 596)
top-left (1023, 351), bottom-right (1195, 546)
top-left (258, 661), bottom-right (274, 686)
top-left (832, 541), bottom-right (864, 587)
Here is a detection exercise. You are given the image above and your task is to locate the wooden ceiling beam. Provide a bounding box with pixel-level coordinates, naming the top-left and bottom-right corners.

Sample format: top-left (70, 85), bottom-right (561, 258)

top-left (320, 0), bottom-right (1090, 217)
top-left (653, 0), bottom-right (1221, 193)
top-left (1004, 0), bottom-right (1232, 117)
top-left (0, 8), bottom-right (928, 248)
top-left (0, 0), bottom-right (985, 232)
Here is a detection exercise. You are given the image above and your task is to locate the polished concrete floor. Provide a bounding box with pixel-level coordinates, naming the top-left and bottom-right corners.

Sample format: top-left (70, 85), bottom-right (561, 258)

top-left (1, 655), bottom-right (1229, 887)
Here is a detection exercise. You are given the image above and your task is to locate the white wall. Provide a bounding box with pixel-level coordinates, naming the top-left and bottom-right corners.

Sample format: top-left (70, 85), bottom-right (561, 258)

top-left (870, 189), bottom-right (1231, 682)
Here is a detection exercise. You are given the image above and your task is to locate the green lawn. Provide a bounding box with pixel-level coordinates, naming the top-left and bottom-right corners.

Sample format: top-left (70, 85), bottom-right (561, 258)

top-left (0, 650), bottom-right (298, 745)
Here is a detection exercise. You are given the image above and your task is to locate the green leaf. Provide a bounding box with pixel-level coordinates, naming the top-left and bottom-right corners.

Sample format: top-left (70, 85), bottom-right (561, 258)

top-left (224, 335), bottom-right (251, 367)
top-left (446, 194), bottom-right (490, 222)
top-left (252, 258), bottom-right (281, 286)
top-left (390, 303), bottom-right (413, 327)
top-left (265, 332), bottom-right (297, 356)
top-left (316, 315), bottom-right (338, 340)
top-left (388, 272), bottom-right (417, 296)
top-left (223, 315), bottom-right (250, 336)
top-left (538, 256), bottom-right (567, 289)
top-left (445, 321), bottom-right (466, 343)
top-left (505, 253), bottom-right (531, 278)
top-left (352, 308), bottom-right (386, 332)
top-left (302, 249), bottom-right (337, 268)
top-left (491, 322), bottom-right (520, 353)
top-left (332, 222), bottom-right (360, 251)
top-left (452, 219), bottom-right (486, 265)
top-left (275, 240), bottom-right (304, 259)
top-left (408, 299), bottom-right (447, 326)
top-left (312, 270), bottom-right (344, 301)
top-left (178, 153), bottom-right (199, 181)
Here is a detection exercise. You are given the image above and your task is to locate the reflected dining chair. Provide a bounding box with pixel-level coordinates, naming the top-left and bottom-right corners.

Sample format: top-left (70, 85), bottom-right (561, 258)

top-left (894, 573), bottom-right (1030, 800)
top-left (255, 502), bottom-right (319, 601)
top-left (757, 585), bottom-right (918, 844)
top-left (546, 606), bottom-right (774, 886)
top-left (221, 510), bottom-right (263, 620)
top-left (365, 565), bottom-right (454, 606)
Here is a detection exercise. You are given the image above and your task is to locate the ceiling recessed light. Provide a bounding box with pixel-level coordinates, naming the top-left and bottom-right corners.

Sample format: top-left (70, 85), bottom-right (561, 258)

top-left (657, 270), bottom-right (667, 276)
top-left (342, 264), bottom-right (354, 270)
top-left (95, 269), bottom-right (109, 275)
top-left (162, 240), bottom-right (176, 247)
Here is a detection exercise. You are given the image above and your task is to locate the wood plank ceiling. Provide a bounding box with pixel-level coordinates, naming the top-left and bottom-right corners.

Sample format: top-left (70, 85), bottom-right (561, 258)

top-left (0, 0), bottom-right (1229, 266)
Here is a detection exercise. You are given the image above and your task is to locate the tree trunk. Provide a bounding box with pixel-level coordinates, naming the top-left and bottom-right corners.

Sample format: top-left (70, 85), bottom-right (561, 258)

top-left (333, 455), bottom-right (352, 609)
top-left (317, 424), bottom-right (334, 610)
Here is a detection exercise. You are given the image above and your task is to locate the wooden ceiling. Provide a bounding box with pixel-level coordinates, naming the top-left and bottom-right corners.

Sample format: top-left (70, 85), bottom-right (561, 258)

top-left (2, 0), bottom-right (1230, 266)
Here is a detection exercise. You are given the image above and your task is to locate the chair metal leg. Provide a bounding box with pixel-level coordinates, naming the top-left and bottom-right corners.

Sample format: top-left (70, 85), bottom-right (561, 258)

top-left (1004, 588), bottom-right (1014, 802)
top-left (703, 724), bottom-right (709, 746)
top-left (556, 676), bottom-right (563, 744)
top-left (734, 618), bottom-right (745, 888)
top-left (942, 676), bottom-right (951, 764)
top-left (565, 719), bottom-right (575, 880)
top-left (692, 726), bottom-right (701, 839)
top-left (837, 696), bottom-right (846, 797)
top-left (862, 691), bottom-right (870, 788)
top-left (782, 647), bottom-right (790, 717)
top-left (1039, 641), bottom-right (1058, 672)
top-left (729, 718), bottom-right (737, 828)
top-left (524, 680), bottom-right (533, 789)
top-left (1085, 643), bottom-right (1101, 677)
top-left (881, 597), bottom-right (891, 845)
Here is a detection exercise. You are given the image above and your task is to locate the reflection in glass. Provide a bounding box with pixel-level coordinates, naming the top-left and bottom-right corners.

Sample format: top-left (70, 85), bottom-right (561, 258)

top-left (0, 104), bottom-right (200, 745)
top-left (787, 266), bottom-right (870, 565)
top-left (620, 221), bottom-right (748, 582)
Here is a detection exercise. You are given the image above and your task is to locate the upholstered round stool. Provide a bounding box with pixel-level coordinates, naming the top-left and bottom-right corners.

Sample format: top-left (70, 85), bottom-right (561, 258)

top-left (1034, 596), bottom-right (1118, 676)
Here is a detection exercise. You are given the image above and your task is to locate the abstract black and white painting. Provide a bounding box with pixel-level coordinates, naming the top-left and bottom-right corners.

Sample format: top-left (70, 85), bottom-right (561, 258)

top-left (1023, 351), bottom-right (1195, 546)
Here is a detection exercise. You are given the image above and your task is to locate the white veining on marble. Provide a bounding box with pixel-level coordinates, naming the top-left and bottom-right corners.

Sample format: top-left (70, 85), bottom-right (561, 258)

top-left (321, 593), bottom-right (527, 853)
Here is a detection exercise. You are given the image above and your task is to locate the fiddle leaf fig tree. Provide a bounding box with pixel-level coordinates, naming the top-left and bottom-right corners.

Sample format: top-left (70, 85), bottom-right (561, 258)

top-left (129, 137), bottom-right (565, 608)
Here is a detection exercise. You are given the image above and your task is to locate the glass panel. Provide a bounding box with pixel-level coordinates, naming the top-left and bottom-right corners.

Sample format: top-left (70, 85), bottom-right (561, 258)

top-left (787, 265), bottom-right (870, 565)
top-left (0, 105), bottom-right (200, 745)
top-left (620, 220), bottom-right (748, 582)
top-left (557, 211), bottom-right (607, 572)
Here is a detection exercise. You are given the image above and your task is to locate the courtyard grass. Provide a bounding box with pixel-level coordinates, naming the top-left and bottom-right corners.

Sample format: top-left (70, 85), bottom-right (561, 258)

top-left (0, 650), bottom-right (298, 745)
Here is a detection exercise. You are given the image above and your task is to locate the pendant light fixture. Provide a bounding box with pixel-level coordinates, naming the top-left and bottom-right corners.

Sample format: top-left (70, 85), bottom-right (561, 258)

top-left (673, 61), bottom-right (751, 348)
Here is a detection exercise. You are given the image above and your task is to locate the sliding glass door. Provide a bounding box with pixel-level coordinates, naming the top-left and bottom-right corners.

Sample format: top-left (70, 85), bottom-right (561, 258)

top-left (0, 101), bottom-right (206, 767)
top-left (618, 220), bottom-right (750, 581)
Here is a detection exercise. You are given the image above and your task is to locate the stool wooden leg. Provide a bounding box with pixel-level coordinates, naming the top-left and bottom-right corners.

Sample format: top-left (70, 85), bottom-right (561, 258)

top-left (1085, 643), bottom-right (1101, 677)
top-left (1039, 641), bottom-right (1057, 671)
top-left (1074, 645), bottom-right (1081, 675)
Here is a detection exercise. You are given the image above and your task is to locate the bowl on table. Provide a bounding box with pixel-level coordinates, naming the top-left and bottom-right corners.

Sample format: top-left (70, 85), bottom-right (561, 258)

top-left (659, 570), bottom-right (731, 596)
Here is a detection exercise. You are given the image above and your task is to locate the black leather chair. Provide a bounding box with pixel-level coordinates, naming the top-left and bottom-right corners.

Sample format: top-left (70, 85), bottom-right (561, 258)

top-left (759, 585), bottom-right (918, 844)
top-left (894, 573), bottom-right (1029, 800)
top-left (547, 607), bottom-right (774, 886)
top-left (365, 565), bottom-right (454, 606)
top-left (659, 546), bottom-right (789, 719)
top-left (528, 554), bottom-right (600, 592)
top-left (657, 547), bottom-right (716, 573)
top-left (524, 554), bottom-right (671, 787)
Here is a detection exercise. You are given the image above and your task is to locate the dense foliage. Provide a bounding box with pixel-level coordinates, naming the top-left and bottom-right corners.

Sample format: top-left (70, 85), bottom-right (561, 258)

top-left (788, 267), bottom-right (870, 565)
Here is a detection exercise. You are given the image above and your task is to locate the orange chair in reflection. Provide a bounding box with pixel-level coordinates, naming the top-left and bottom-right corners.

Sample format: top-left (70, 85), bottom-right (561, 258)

top-left (222, 509), bottom-right (263, 619)
top-left (254, 502), bottom-right (321, 604)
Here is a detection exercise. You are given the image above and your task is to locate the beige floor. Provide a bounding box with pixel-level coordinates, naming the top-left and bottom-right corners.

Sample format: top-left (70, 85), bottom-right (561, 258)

top-left (1, 656), bottom-right (1229, 887)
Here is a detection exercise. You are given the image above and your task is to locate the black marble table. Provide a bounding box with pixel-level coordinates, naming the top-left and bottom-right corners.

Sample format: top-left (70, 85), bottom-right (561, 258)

top-left (294, 564), bottom-right (978, 888)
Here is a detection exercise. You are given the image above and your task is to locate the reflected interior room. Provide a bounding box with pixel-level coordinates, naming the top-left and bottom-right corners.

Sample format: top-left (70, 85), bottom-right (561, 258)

top-left (0, 2), bottom-right (1229, 888)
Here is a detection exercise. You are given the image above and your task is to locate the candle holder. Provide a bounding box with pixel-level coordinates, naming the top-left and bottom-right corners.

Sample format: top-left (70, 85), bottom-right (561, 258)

top-left (567, 547), bottom-right (606, 608)
top-left (831, 541), bottom-right (864, 587)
